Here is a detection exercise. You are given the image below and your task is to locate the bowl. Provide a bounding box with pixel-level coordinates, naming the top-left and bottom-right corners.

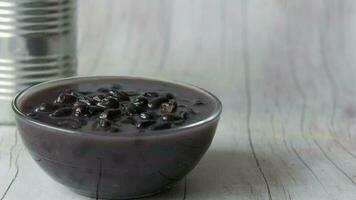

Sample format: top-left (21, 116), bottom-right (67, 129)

top-left (12, 76), bottom-right (222, 199)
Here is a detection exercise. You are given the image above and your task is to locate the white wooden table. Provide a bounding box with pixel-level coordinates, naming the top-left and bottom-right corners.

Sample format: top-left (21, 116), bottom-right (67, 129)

top-left (2, 0), bottom-right (356, 199)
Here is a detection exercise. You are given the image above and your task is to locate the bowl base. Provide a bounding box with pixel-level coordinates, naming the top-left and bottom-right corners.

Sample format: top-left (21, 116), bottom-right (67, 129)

top-left (71, 187), bottom-right (169, 200)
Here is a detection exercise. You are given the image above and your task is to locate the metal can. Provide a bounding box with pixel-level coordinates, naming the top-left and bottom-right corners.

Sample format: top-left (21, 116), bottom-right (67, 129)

top-left (0, 0), bottom-right (77, 124)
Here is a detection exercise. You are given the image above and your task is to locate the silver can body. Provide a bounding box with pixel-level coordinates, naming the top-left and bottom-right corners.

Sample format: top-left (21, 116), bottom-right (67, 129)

top-left (0, 0), bottom-right (77, 124)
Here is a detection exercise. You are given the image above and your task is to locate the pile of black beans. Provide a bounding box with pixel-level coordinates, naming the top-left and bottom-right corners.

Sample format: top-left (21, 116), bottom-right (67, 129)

top-left (27, 85), bottom-right (202, 133)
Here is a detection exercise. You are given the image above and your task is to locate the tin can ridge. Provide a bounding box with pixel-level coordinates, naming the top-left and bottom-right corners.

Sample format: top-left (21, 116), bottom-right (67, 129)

top-left (0, 0), bottom-right (77, 124)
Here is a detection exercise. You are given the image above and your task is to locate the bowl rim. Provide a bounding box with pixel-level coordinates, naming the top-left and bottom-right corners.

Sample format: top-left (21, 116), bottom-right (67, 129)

top-left (12, 76), bottom-right (222, 138)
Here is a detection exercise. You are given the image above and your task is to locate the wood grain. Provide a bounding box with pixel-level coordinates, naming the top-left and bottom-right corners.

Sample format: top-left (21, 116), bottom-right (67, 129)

top-left (2, 0), bottom-right (356, 199)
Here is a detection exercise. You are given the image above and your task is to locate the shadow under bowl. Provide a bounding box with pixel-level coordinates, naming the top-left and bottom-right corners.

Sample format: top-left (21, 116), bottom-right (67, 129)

top-left (12, 76), bottom-right (222, 199)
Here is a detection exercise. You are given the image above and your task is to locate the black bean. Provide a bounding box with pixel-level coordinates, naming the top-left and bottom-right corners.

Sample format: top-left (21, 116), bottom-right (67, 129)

top-left (123, 104), bottom-right (137, 116)
top-left (88, 106), bottom-right (103, 116)
top-left (108, 109), bottom-right (122, 117)
top-left (50, 107), bottom-right (73, 118)
top-left (99, 109), bottom-right (121, 120)
top-left (139, 112), bottom-right (154, 120)
top-left (147, 97), bottom-right (168, 109)
top-left (107, 89), bottom-right (118, 96)
top-left (73, 104), bottom-right (89, 117)
top-left (36, 103), bottom-right (58, 112)
top-left (136, 120), bottom-right (156, 129)
top-left (99, 113), bottom-right (107, 119)
top-left (135, 105), bottom-right (146, 114)
top-left (161, 100), bottom-right (177, 113)
top-left (129, 104), bottom-right (146, 114)
top-left (162, 114), bottom-right (178, 121)
top-left (74, 101), bottom-right (87, 107)
top-left (123, 104), bottom-right (145, 115)
top-left (77, 97), bottom-right (96, 106)
top-left (91, 95), bottom-right (105, 102)
top-left (151, 123), bottom-right (171, 130)
top-left (97, 97), bottom-right (120, 109)
top-left (133, 96), bottom-right (148, 107)
top-left (55, 93), bottom-right (77, 104)
top-left (144, 92), bottom-right (159, 98)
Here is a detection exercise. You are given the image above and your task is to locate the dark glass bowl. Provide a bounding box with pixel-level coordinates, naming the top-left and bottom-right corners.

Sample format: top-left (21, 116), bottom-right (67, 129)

top-left (12, 76), bottom-right (222, 199)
